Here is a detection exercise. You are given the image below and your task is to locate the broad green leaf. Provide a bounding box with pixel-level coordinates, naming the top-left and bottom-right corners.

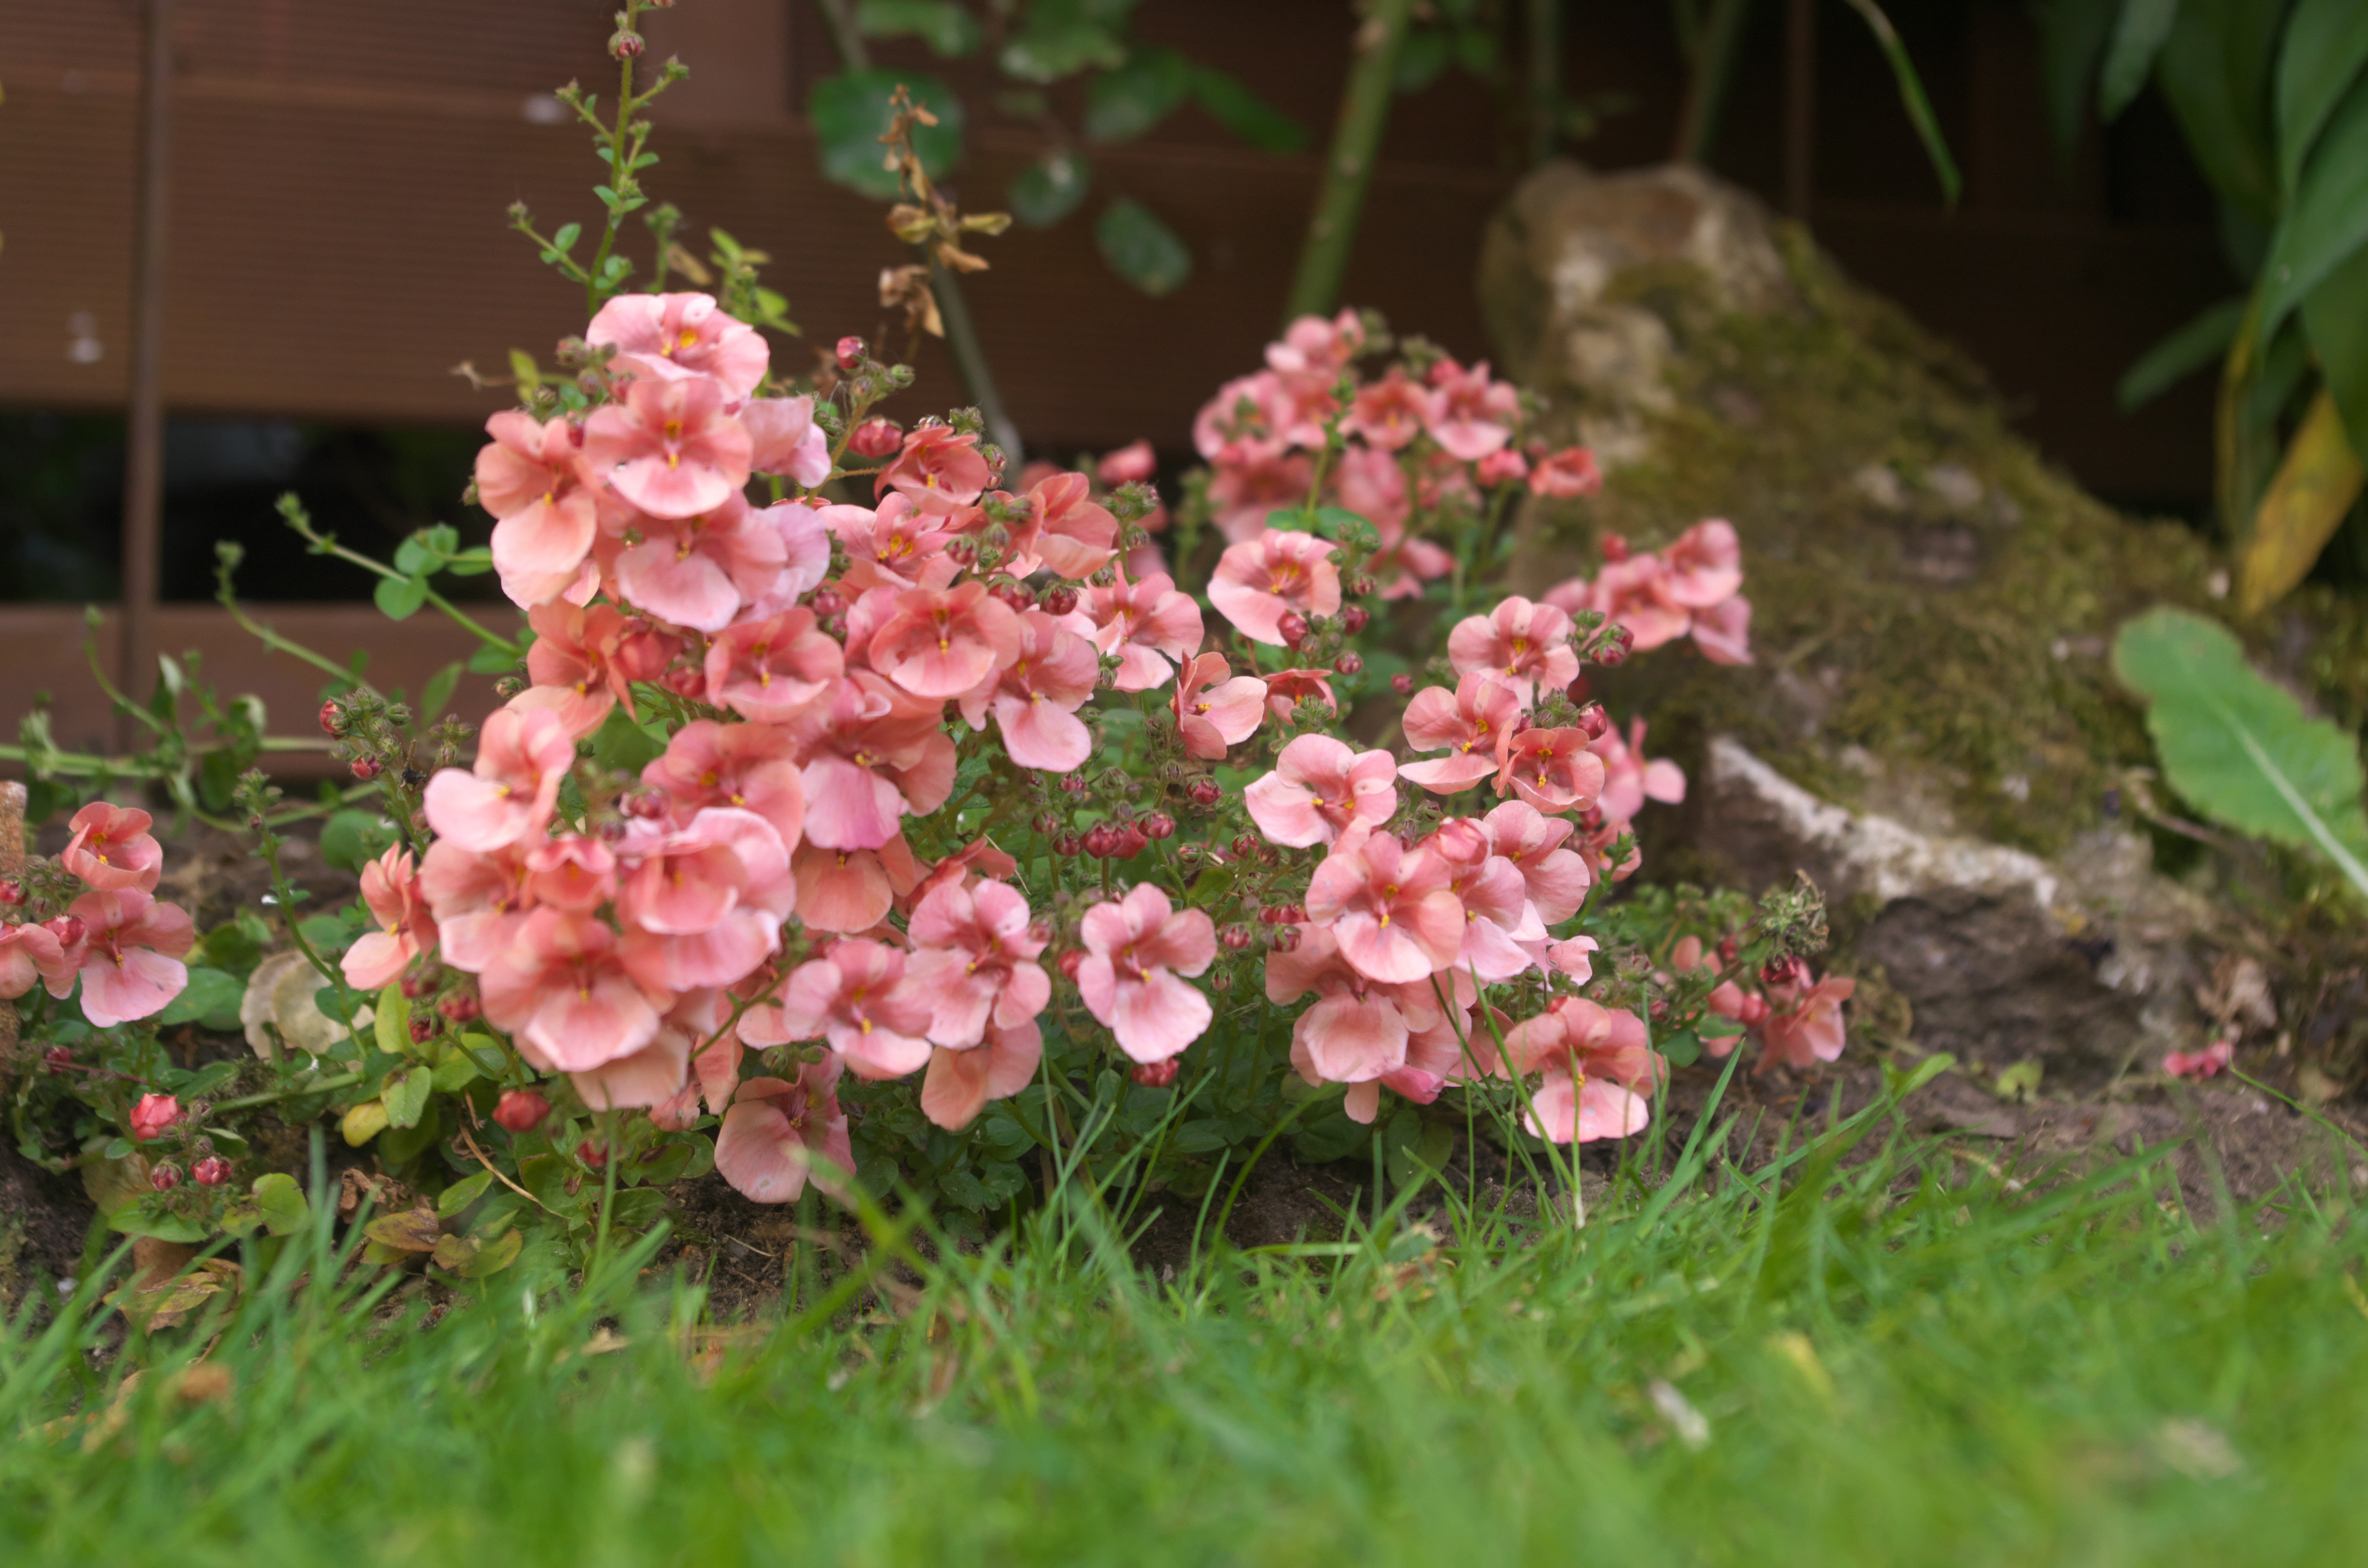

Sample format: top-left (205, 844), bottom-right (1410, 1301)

top-left (2157, 0), bottom-right (2290, 228)
top-left (1192, 68), bottom-right (1310, 154)
top-left (378, 1102), bottom-right (444, 1166)
top-left (2099, 0), bottom-right (2181, 121)
top-left (375, 983), bottom-right (412, 1060)
top-left (2260, 81), bottom-right (2368, 343)
top-left (1085, 47), bottom-right (1190, 142)
top-left (108, 1205), bottom-right (211, 1244)
top-left (364, 1207), bottom-right (443, 1252)
top-left (855, 0), bottom-right (981, 57)
top-left (393, 537), bottom-right (432, 576)
top-left (2118, 295), bottom-right (2247, 411)
top-left (1660, 1028), bottom-right (1704, 1068)
top-left (999, 0), bottom-right (1133, 84)
top-left (319, 808), bottom-right (396, 873)
top-left (191, 919), bottom-right (261, 978)
top-left (431, 1050), bottom-right (481, 1093)
top-left (1700, 1014), bottom-right (1747, 1038)
top-left (341, 1098), bottom-right (388, 1147)
top-left (467, 640), bottom-right (518, 675)
top-left (2111, 606), bottom-right (2368, 896)
top-left (459, 1226), bottom-right (524, 1278)
top-left (437, 1170), bottom-right (495, 1218)
top-left (2277, 0), bottom-right (2368, 193)
top-left (250, 1172), bottom-right (309, 1236)
top-left (381, 1065), bottom-right (432, 1130)
top-left (2237, 391), bottom-right (2368, 613)
top-left (1007, 147), bottom-right (1092, 228)
top-left (155, 966), bottom-right (246, 1031)
top-left (591, 704), bottom-right (665, 775)
top-left (1095, 198), bottom-right (1192, 297)
top-left (2302, 221), bottom-right (2368, 455)
top-left (373, 574), bottom-right (428, 622)
top-left (419, 661), bottom-right (462, 725)
top-left (458, 1032), bottom-right (512, 1077)
top-left (808, 70), bottom-right (965, 200)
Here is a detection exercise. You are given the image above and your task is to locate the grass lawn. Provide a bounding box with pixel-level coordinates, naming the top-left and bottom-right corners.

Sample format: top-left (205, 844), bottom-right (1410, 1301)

top-left (5, 1076), bottom-right (2366, 1567)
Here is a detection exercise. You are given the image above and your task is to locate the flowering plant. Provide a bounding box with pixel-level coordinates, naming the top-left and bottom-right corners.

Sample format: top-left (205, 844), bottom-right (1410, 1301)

top-left (1, 8), bottom-right (1841, 1268)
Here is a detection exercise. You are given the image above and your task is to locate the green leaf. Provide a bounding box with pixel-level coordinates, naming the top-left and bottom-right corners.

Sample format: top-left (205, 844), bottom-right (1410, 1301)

top-left (190, 920), bottom-right (261, 979)
top-left (431, 1050), bottom-right (481, 1093)
top-left (2260, 81), bottom-right (2368, 344)
top-left (319, 808), bottom-right (397, 874)
top-left (1170, 1119), bottom-right (1233, 1155)
top-left (459, 1226), bottom-right (524, 1278)
top-left (856, 0), bottom-right (982, 57)
top-left (109, 1205), bottom-right (211, 1244)
top-left (2111, 607), bottom-right (2368, 896)
top-left (1660, 1028), bottom-right (1704, 1069)
top-left (1699, 1014), bottom-right (1747, 1038)
top-left (437, 1171), bottom-right (495, 1218)
top-left (378, 1101), bottom-right (443, 1165)
top-left (1007, 147), bottom-right (1093, 228)
top-left (591, 704), bottom-right (665, 775)
top-left (808, 70), bottom-right (966, 200)
top-left (226, 1172), bottom-right (311, 1238)
top-left (373, 574), bottom-right (428, 622)
top-left (2155, 0), bottom-right (2288, 226)
top-left (393, 536), bottom-right (432, 576)
top-left (2117, 295), bottom-right (2248, 411)
top-left (1095, 198), bottom-right (1192, 297)
top-left (376, 983), bottom-right (412, 1060)
top-left (1395, 29), bottom-right (1453, 93)
top-left (1085, 48), bottom-right (1191, 142)
top-left (155, 966), bottom-right (246, 1031)
top-left (467, 640), bottom-right (518, 675)
top-left (2277, 0), bottom-right (2368, 194)
top-left (458, 1032), bottom-right (511, 1078)
top-left (2303, 241), bottom-right (2368, 455)
top-left (364, 1207), bottom-right (443, 1253)
top-left (1193, 67), bottom-right (1309, 153)
top-left (381, 1065), bottom-right (432, 1131)
top-left (419, 661), bottom-right (462, 726)
top-left (1840, 0), bottom-right (1962, 204)
top-left (2099, 0), bottom-right (2181, 121)
top-left (999, 0), bottom-right (1133, 84)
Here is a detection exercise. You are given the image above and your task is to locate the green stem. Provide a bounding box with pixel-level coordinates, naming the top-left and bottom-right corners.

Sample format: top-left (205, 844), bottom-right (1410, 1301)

top-left (583, 2), bottom-right (647, 317)
top-left (1671, 0), bottom-right (1751, 165)
top-left (213, 1070), bottom-right (367, 1114)
top-left (930, 260), bottom-right (1022, 466)
top-left (279, 518), bottom-right (520, 657)
top-left (1283, 0), bottom-right (1416, 324)
top-left (1528, 0), bottom-right (1562, 167)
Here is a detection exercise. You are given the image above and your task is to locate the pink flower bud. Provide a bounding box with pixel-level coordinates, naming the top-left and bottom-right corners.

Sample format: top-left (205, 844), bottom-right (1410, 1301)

top-left (849, 417), bottom-right (903, 459)
top-left (149, 1162), bottom-right (182, 1192)
top-left (836, 335), bottom-right (866, 370)
top-left (1112, 826), bottom-right (1149, 860)
top-left (351, 757), bottom-right (383, 781)
top-left (1718, 936), bottom-right (1739, 967)
top-left (1347, 574), bottom-right (1376, 598)
top-left (1575, 703), bottom-right (1611, 741)
top-left (439, 992), bottom-right (482, 1023)
top-left (808, 586), bottom-right (847, 618)
top-left (1595, 626), bottom-right (1634, 667)
top-left (1057, 950), bottom-right (1086, 982)
top-left (1600, 533), bottom-right (1630, 564)
top-left (1341, 605), bottom-right (1370, 634)
top-left (192, 1155), bottom-right (231, 1188)
top-left (1232, 834), bottom-right (1259, 858)
top-left (1739, 994), bottom-right (1771, 1026)
top-left (1060, 774), bottom-right (1090, 796)
top-left (409, 1016), bottom-right (436, 1044)
top-left (1143, 811), bottom-right (1176, 840)
top-left (1186, 777), bottom-right (1222, 807)
top-left (400, 974), bottom-right (431, 999)
top-left (1039, 586), bottom-right (1079, 616)
top-left (1277, 611), bottom-right (1309, 648)
top-left (1083, 824), bottom-right (1119, 860)
top-left (1334, 652), bottom-right (1363, 675)
top-left (0, 879), bottom-right (21, 906)
top-left (48, 914), bottom-right (86, 949)
top-left (494, 1089), bottom-right (551, 1133)
top-left (1760, 955), bottom-right (1809, 991)
top-left (577, 1139), bottom-right (608, 1168)
top-left (664, 665), bottom-right (705, 698)
top-left (319, 700), bottom-right (343, 735)
top-left (1220, 924), bottom-right (1253, 952)
top-left (1033, 812), bottom-right (1062, 836)
top-left (129, 1093), bottom-right (182, 1142)
top-left (1391, 673), bottom-right (1414, 696)
top-left (1270, 925), bottom-right (1302, 953)
top-left (1053, 832), bottom-right (1084, 858)
top-left (43, 1045), bottom-right (73, 1074)
top-left (608, 28), bottom-right (644, 58)
top-left (1130, 1058), bottom-right (1181, 1089)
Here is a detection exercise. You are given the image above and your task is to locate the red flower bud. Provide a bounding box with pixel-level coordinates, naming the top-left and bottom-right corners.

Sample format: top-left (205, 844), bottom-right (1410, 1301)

top-left (351, 757), bottom-right (383, 781)
top-left (1277, 611), bottom-right (1309, 648)
top-left (439, 992), bottom-right (482, 1023)
top-left (319, 700), bottom-right (343, 735)
top-left (1172, 841), bottom-right (1203, 865)
top-left (1341, 605), bottom-right (1370, 634)
top-left (945, 538), bottom-right (979, 566)
top-left (129, 1093), bottom-right (182, 1142)
top-left (400, 974), bottom-right (431, 999)
top-left (1039, 586), bottom-right (1079, 616)
top-left (664, 665), bottom-right (705, 698)
top-left (1033, 811), bottom-right (1062, 836)
top-left (835, 335), bottom-right (866, 370)
top-left (1575, 703), bottom-right (1611, 741)
top-left (991, 581), bottom-right (1036, 612)
top-left (1113, 826), bottom-right (1149, 860)
top-left (1347, 574), bottom-right (1376, 598)
top-left (849, 417), bottom-right (903, 459)
top-left (192, 1155), bottom-right (231, 1188)
top-left (494, 1089), bottom-right (551, 1133)
top-left (1083, 824), bottom-right (1119, 860)
top-left (1143, 811), bottom-right (1176, 840)
top-left (577, 1138), bottom-right (608, 1168)
top-left (1130, 1058), bottom-right (1181, 1089)
top-left (1270, 924), bottom-right (1303, 952)
top-left (1595, 626), bottom-right (1634, 668)
top-left (409, 1016), bottom-right (436, 1043)
top-left (1739, 994), bottom-right (1771, 1026)
top-left (149, 1162), bottom-right (182, 1193)
top-left (1600, 533), bottom-right (1630, 564)
top-left (1057, 949), bottom-right (1086, 982)
top-left (1220, 924), bottom-right (1253, 952)
top-left (0, 879), bottom-right (21, 906)
top-left (1391, 673), bottom-right (1414, 696)
top-left (1060, 774), bottom-right (1091, 795)
top-left (809, 586), bottom-right (847, 618)
top-left (1718, 936), bottom-right (1739, 967)
top-left (43, 1045), bottom-right (74, 1074)
top-left (1232, 834), bottom-right (1259, 858)
top-left (47, 914), bottom-right (86, 949)
top-left (608, 28), bottom-right (644, 58)
top-left (1053, 832), bottom-right (1084, 858)
top-left (1760, 955), bottom-right (1809, 991)
top-left (623, 789), bottom-right (667, 820)
top-left (1334, 652), bottom-right (1364, 675)
top-left (1186, 777), bottom-right (1222, 807)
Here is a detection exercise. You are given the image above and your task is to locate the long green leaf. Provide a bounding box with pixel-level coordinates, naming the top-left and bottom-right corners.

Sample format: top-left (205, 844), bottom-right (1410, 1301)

top-left (1840, 0), bottom-right (1962, 204)
top-left (2259, 79), bottom-right (2368, 343)
top-left (2035, 0), bottom-right (2121, 163)
top-left (2100, 0), bottom-right (2182, 121)
top-left (2303, 242), bottom-right (2368, 456)
top-left (2111, 606), bottom-right (2368, 898)
top-left (2117, 295), bottom-right (2247, 412)
top-left (2155, 0), bottom-right (2287, 226)
top-left (2276, 0), bottom-right (2368, 193)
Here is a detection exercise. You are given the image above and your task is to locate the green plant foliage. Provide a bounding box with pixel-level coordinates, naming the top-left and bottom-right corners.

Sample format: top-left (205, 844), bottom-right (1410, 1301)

top-left (317, 809), bottom-right (397, 874)
top-left (1095, 198), bottom-right (1192, 296)
top-left (2112, 606), bottom-right (2368, 895)
top-left (1007, 147), bottom-right (1093, 228)
top-left (2097, 0), bottom-right (2180, 120)
top-left (999, 0), bottom-right (1138, 84)
top-left (1190, 67), bottom-right (1309, 154)
top-left (2117, 296), bottom-right (2247, 412)
top-left (809, 69), bottom-right (966, 199)
top-left (1084, 46), bottom-right (1190, 141)
top-left (153, 967), bottom-right (245, 1033)
top-left (855, 0), bottom-right (981, 58)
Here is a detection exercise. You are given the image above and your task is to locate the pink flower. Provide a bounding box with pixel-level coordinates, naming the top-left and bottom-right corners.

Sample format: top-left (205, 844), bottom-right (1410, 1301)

top-left (1497, 727), bottom-right (1608, 815)
top-left (1348, 368), bottom-right (1436, 451)
top-left (920, 1019), bottom-right (1043, 1132)
top-left (1691, 594), bottom-right (1754, 665)
top-left (1524, 1073), bottom-right (1652, 1144)
top-left (957, 610), bottom-right (1098, 772)
top-left (1332, 444), bottom-right (1409, 534)
top-left (1591, 717), bottom-right (1685, 826)
top-left (1500, 997), bottom-right (1661, 1143)
top-left (1303, 827), bottom-right (1464, 985)
top-left (1267, 925), bottom-right (1469, 1107)
top-left (1759, 974), bottom-right (1855, 1070)
top-left (1195, 370), bottom-right (1289, 465)
top-left (418, 841), bottom-right (535, 972)
top-left (1075, 883), bottom-right (1218, 1065)
top-left (704, 607), bottom-right (844, 723)
top-left (58, 887), bottom-right (194, 1028)
top-left (740, 395), bottom-right (833, 488)
top-left (743, 939), bottom-right (933, 1080)
top-left (583, 371), bottom-right (753, 520)
top-left (1208, 529), bottom-right (1342, 646)
top-left (904, 878), bottom-right (1051, 1048)
top-left (752, 499), bottom-right (835, 610)
top-left (610, 491), bottom-right (787, 633)
top-left (788, 675), bottom-right (955, 851)
top-left (1423, 358), bottom-right (1518, 461)
top-left (62, 802), bottom-right (162, 893)
top-left (1171, 652), bottom-right (1268, 760)
top-left (1581, 554), bottom-right (1693, 650)
top-left (1527, 446), bottom-right (1602, 498)
top-left (588, 290), bottom-right (769, 398)
top-left (518, 600), bottom-right (677, 738)
top-left (342, 846), bottom-right (438, 992)
top-left (1266, 309), bottom-right (1365, 379)
top-left (1098, 439), bottom-right (1158, 485)
top-left (825, 495), bottom-right (959, 594)
top-left (863, 582), bottom-right (1023, 700)
top-left (877, 423), bottom-right (993, 516)
top-left (1431, 833), bottom-right (1544, 983)
top-left (479, 909), bottom-right (666, 1073)
top-left (1246, 734), bottom-right (1398, 848)
top-left (1663, 518), bottom-right (1742, 607)
top-left (422, 706), bottom-right (576, 853)
top-left (0, 922), bottom-right (70, 1001)
top-left (790, 836), bottom-right (919, 935)
top-left (716, 1058), bottom-right (853, 1203)
top-left (2165, 1038), bottom-right (2235, 1080)
top-left (1065, 566), bottom-right (1202, 692)
top-left (1010, 471), bottom-right (1118, 581)
top-left (1446, 596), bottom-right (1579, 707)
top-left (524, 834), bottom-right (617, 912)
top-left (1482, 800), bottom-right (1592, 923)
top-left (643, 718), bottom-right (809, 850)
top-left (1398, 672), bottom-right (1523, 794)
top-left (1207, 452), bottom-right (1314, 542)
top-left (617, 808), bottom-right (788, 993)
top-left (129, 1093), bottom-right (182, 1141)
top-left (1262, 668), bottom-right (1339, 725)
top-left (477, 412), bottom-right (600, 608)
top-left (1476, 449), bottom-right (1530, 488)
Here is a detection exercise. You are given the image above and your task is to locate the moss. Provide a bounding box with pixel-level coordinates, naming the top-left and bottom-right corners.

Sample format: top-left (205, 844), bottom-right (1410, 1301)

top-left (1516, 235), bottom-right (2238, 858)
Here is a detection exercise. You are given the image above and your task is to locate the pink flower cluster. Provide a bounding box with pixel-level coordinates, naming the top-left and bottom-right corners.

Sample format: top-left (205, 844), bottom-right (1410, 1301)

top-left (0, 803), bottom-right (194, 1029)
top-left (1543, 522), bottom-right (1753, 666)
top-left (1192, 310), bottom-right (1600, 598)
top-left (1670, 942), bottom-right (1857, 1072)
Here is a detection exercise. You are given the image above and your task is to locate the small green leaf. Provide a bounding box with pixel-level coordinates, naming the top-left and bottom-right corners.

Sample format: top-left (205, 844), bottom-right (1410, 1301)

top-left (319, 808), bottom-right (397, 874)
top-left (155, 966), bottom-right (246, 1031)
top-left (592, 704), bottom-right (666, 775)
top-left (551, 220), bottom-right (582, 254)
top-left (459, 1226), bottom-right (524, 1278)
top-left (376, 984), bottom-right (412, 1061)
top-left (2277, 0), bottom-right (2368, 194)
top-left (856, 0), bottom-right (981, 57)
top-left (2117, 295), bottom-right (2248, 412)
top-left (809, 70), bottom-right (966, 200)
top-left (1699, 1014), bottom-right (1747, 1039)
top-left (1660, 1028), bottom-right (1704, 1068)
top-left (1095, 198), bottom-right (1192, 297)
top-left (999, 9), bottom-right (1127, 83)
top-left (381, 1065), bottom-right (432, 1130)
top-left (437, 1171), bottom-right (495, 1218)
top-left (373, 574), bottom-right (428, 622)
top-left (1085, 48), bottom-right (1191, 142)
top-left (458, 1032), bottom-right (511, 1077)
top-left (430, 1050), bottom-right (480, 1093)
top-left (393, 537), bottom-right (432, 576)
top-left (1007, 147), bottom-right (1093, 228)
top-left (467, 640), bottom-right (519, 675)
top-left (1192, 67), bottom-right (1308, 153)
top-left (225, 1171), bottom-right (312, 1238)
top-left (419, 662), bottom-right (462, 726)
